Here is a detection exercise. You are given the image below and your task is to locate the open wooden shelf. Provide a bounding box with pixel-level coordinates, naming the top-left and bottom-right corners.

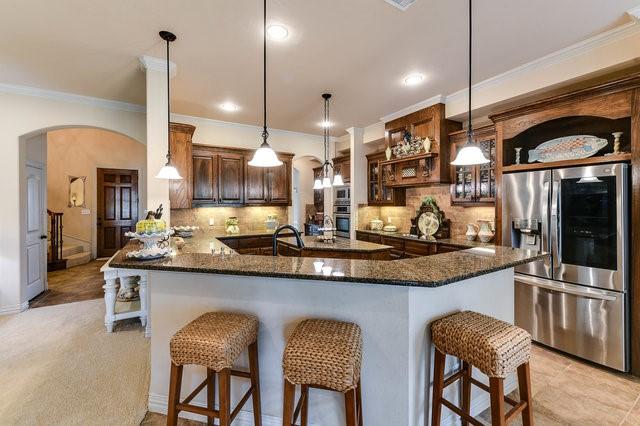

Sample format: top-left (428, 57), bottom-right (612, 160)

top-left (501, 153), bottom-right (631, 173)
top-left (380, 152), bottom-right (438, 166)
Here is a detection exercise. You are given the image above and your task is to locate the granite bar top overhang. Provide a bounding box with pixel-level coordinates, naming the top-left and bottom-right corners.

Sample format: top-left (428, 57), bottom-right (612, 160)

top-left (109, 231), bottom-right (548, 288)
top-left (356, 229), bottom-right (494, 249)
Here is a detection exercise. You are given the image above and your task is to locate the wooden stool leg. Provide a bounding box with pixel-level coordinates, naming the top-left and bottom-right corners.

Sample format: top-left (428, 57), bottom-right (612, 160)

top-left (356, 379), bottom-right (363, 426)
top-left (218, 368), bottom-right (231, 426)
top-left (344, 388), bottom-right (357, 426)
top-left (518, 362), bottom-right (534, 426)
top-left (461, 361), bottom-right (472, 426)
top-left (167, 363), bottom-right (183, 426)
top-left (431, 348), bottom-right (446, 426)
top-left (300, 385), bottom-right (309, 426)
top-left (489, 377), bottom-right (506, 426)
top-left (207, 368), bottom-right (216, 426)
top-left (282, 379), bottom-right (296, 426)
top-left (248, 341), bottom-right (262, 426)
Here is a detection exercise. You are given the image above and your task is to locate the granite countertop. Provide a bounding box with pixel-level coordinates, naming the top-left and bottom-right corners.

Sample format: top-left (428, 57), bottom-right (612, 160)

top-left (357, 229), bottom-right (494, 249)
top-left (278, 236), bottom-right (393, 252)
top-left (210, 229), bottom-right (285, 239)
top-left (109, 229), bottom-right (547, 288)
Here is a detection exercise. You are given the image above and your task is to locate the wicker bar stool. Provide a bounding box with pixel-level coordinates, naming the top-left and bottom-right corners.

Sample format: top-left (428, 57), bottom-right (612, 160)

top-left (431, 311), bottom-right (533, 426)
top-left (167, 312), bottom-right (261, 426)
top-left (282, 319), bottom-right (363, 426)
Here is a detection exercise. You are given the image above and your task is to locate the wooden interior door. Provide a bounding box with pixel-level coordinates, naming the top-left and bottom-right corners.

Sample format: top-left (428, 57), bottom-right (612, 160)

top-left (97, 169), bottom-right (138, 257)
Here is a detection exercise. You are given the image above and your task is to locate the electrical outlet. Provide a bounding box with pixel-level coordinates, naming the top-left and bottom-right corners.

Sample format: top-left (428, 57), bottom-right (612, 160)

top-left (209, 218), bottom-right (214, 226)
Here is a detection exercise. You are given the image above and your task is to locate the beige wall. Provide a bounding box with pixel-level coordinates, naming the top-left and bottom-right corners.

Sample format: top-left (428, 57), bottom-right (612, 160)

top-left (171, 206), bottom-right (288, 235)
top-left (47, 128), bottom-right (146, 257)
top-left (357, 185), bottom-right (495, 239)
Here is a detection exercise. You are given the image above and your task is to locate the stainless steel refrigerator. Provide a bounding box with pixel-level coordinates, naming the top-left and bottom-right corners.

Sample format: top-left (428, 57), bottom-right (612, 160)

top-left (502, 163), bottom-right (629, 371)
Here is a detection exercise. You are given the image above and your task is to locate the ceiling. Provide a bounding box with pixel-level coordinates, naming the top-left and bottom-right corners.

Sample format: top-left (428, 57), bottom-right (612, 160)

top-left (0, 0), bottom-right (637, 136)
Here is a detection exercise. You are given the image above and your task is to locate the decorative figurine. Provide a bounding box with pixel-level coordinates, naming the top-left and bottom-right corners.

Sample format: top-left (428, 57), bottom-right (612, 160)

top-left (385, 145), bottom-right (392, 160)
top-left (423, 137), bottom-right (432, 154)
top-left (515, 147), bottom-right (522, 165)
top-left (612, 132), bottom-right (623, 155)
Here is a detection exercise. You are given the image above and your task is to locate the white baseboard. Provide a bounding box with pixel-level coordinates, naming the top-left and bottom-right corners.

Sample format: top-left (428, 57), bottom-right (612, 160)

top-left (0, 301), bottom-right (29, 315)
top-left (149, 392), bottom-right (306, 426)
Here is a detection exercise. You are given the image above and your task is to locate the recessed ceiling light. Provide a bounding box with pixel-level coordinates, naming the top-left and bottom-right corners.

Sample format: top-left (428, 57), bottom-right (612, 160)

top-left (318, 120), bottom-right (333, 128)
top-left (220, 102), bottom-right (239, 112)
top-left (403, 73), bottom-right (425, 86)
top-left (267, 24), bottom-right (289, 40)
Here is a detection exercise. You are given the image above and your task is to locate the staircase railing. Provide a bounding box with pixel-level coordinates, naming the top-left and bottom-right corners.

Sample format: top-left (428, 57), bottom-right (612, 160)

top-left (47, 209), bottom-right (64, 262)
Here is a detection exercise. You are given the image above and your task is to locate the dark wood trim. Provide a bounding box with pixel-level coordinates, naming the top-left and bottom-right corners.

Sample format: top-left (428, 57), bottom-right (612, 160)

top-left (501, 153), bottom-right (631, 173)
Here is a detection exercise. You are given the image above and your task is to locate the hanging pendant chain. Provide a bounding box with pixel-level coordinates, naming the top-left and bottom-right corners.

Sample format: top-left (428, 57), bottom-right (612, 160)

top-left (262, 0), bottom-right (269, 143)
top-left (466, 0), bottom-right (474, 144)
top-left (166, 38), bottom-right (172, 163)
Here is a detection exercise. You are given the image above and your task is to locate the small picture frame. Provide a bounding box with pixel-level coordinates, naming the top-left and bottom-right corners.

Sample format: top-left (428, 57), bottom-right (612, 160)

top-left (68, 176), bottom-right (87, 208)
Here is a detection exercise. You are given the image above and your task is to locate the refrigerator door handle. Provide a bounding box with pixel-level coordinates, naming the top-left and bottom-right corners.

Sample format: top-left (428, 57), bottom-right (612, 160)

top-left (550, 179), bottom-right (561, 268)
top-left (516, 274), bottom-right (617, 301)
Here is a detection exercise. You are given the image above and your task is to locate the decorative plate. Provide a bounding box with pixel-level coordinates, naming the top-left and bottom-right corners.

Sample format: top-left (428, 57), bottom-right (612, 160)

top-left (126, 247), bottom-right (173, 260)
top-left (418, 211), bottom-right (440, 237)
top-left (528, 135), bottom-right (607, 163)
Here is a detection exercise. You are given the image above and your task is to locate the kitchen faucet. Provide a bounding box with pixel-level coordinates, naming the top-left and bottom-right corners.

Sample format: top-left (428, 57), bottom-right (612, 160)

top-left (272, 224), bottom-right (304, 256)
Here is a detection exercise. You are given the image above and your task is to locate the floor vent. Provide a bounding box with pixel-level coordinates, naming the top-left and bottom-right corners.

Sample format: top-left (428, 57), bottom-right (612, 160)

top-left (384, 0), bottom-right (417, 11)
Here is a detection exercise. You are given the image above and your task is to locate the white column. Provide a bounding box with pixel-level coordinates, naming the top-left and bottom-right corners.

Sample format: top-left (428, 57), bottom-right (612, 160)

top-left (139, 56), bottom-right (176, 225)
top-left (103, 278), bottom-right (118, 332)
top-left (347, 127), bottom-right (365, 239)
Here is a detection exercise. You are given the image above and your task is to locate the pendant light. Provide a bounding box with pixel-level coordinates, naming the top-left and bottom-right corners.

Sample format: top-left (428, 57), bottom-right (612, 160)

top-left (155, 31), bottom-right (183, 180)
top-left (312, 93), bottom-right (343, 189)
top-left (248, 0), bottom-right (283, 167)
top-left (451, 0), bottom-right (489, 166)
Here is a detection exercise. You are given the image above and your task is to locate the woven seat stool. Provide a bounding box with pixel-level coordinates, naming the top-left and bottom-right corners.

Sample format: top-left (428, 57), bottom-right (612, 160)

top-left (431, 311), bottom-right (533, 426)
top-left (282, 319), bottom-right (363, 426)
top-left (167, 312), bottom-right (261, 426)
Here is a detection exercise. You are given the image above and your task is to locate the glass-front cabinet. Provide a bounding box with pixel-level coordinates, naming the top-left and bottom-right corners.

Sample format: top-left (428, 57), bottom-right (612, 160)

top-left (366, 151), bottom-right (405, 206)
top-left (450, 125), bottom-right (496, 205)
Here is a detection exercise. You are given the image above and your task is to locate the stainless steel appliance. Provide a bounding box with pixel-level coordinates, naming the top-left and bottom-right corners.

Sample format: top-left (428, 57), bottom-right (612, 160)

top-left (334, 187), bottom-right (351, 238)
top-left (334, 186), bottom-right (350, 203)
top-left (502, 163), bottom-right (629, 371)
top-left (333, 203), bottom-right (350, 215)
top-left (334, 213), bottom-right (350, 238)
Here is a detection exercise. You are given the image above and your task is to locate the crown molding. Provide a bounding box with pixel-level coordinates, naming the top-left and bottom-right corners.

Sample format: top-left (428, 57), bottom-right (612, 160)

top-left (379, 94), bottom-right (445, 123)
top-left (445, 18), bottom-right (640, 108)
top-left (628, 5), bottom-right (640, 20)
top-left (139, 55), bottom-right (177, 77)
top-left (0, 83), bottom-right (145, 113)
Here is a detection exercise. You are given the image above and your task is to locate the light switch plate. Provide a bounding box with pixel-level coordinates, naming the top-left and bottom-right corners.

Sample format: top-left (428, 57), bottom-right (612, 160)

top-left (209, 218), bottom-right (214, 226)
top-left (81, 209), bottom-right (90, 215)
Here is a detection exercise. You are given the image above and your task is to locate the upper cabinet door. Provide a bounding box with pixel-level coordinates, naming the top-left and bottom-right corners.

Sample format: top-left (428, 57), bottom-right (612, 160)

top-left (168, 123), bottom-right (195, 209)
top-left (192, 150), bottom-right (217, 205)
top-left (217, 153), bottom-right (244, 204)
top-left (268, 158), bottom-right (290, 205)
top-left (245, 161), bottom-right (268, 204)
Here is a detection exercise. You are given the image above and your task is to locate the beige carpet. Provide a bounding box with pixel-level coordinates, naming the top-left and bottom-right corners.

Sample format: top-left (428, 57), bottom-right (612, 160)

top-left (0, 299), bottom-right (150, 425)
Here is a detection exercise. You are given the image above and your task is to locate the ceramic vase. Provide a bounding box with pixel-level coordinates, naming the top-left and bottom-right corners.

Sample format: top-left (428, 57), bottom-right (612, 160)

top-left (423, 137), bottom-right (431, 153)
top-left (465, 223), bottom-right (479, 241)
top-left (385, 146), bottom-right (392, 160)
top-left (477, 220), bottom-right (494, 243)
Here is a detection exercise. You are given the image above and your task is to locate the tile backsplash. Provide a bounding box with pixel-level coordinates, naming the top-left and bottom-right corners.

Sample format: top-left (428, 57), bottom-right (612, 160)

top-left (357, 185), bottom-right (495, 238)
top-left (171, 206), bottom-right (288, 234)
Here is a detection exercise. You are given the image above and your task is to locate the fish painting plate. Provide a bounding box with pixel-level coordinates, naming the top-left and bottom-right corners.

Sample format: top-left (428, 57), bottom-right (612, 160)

top-left (528, 135), bottom-right (607, 163)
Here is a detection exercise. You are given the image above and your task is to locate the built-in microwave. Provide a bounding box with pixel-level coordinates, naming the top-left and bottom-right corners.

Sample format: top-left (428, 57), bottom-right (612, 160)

top-left (334, 186), bottom-right (350, 203)
top-left (333, 204), bottom-right (350, 214)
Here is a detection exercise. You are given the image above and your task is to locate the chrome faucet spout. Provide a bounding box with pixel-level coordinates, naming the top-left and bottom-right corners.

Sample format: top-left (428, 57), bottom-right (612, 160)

top-left (272, 224), bottom-right (304, 256)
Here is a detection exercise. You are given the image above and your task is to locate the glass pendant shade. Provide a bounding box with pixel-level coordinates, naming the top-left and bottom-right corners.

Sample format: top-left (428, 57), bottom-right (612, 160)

top-left (248, 142), bottom-right (283, 167)
top-left (451, 143), bottom-right (489, 166)
top-left (322, 177), bottom-right (332, 188)
top-left (332, 173), bottom-right (344, 186)
top-left (155, 164), bottom-right (183, 180)
top-left (313, 179), bottom-right (323, 190)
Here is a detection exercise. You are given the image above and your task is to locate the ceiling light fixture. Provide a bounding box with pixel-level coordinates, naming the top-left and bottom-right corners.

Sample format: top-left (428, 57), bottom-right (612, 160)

top-left (220, 102), bottom-right (239, 112)
top-left (313, 93), bottom-right (343, 189)
top-left (249, 0), bottom-right (283, 168)
top-left (318, 120), bottom-right (333, 128)
top-left (267, 24), bottom-right (289, 40)
top-left (451, 0), bottom-right (489, 166)
top-left (155, 30), bottom-right (183, 180)
top-left (403, 73), bottom-right (424, 86)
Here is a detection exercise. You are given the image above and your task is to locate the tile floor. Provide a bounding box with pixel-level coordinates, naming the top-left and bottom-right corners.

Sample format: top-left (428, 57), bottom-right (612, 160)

top-left (30, 259), bottom-right (107, 308)
top-left (142, 344), bottom-right (640, 425)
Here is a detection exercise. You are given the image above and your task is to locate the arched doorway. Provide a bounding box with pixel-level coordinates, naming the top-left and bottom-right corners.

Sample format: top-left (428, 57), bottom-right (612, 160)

top-left (19, 125), bottom-right (146, 307)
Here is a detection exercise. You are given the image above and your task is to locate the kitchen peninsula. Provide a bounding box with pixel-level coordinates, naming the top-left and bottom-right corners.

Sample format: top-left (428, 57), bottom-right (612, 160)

top-left (277, 235), bottom-right (393, 260)
top-left (106, 230), bottom-right (545, 425)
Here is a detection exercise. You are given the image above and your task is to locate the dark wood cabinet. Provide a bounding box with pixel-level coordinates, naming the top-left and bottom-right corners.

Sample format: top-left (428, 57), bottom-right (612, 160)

top-left (244, 154), bottom-right (292, 205)
top-left (355, 231), bottom-right (456, 258)
top-left (313, 166), bottom-right (324, 212)
top-left (192, 148), bottom-right (217, 205)
top-left (244, 164), bottom-right (268, 204)
top-left (218, 152), bottom-right (244, 204)
top-left (383, 103), bottom-right (462, 186)
top-left (366, 151), bottom-right (405, 206)
top-left (449, 125), bottom-right (496, 206)
top-left (332, 154), bottom-right (350, 184)
top-left (168, 123), bottom-right (195, 209)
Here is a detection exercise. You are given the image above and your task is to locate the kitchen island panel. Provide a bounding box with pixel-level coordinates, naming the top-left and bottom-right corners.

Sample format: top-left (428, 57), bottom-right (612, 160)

top-left (146, 268), bottom-right (515, 425)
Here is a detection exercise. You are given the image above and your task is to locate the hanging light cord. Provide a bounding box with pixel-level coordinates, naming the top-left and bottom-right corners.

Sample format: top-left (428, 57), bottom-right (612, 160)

top-left (466, 0), bottom-right (474, 144)
top-left (165, 37), bottom-right (171, 164)
top-left (262, 0), bottom-right (269, 144)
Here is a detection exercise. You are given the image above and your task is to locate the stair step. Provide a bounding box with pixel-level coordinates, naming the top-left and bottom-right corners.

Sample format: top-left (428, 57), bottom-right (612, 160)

top-left (62, 243), bottom-right (83, 258)
top-left (65, 251), bottom-right (91, 268)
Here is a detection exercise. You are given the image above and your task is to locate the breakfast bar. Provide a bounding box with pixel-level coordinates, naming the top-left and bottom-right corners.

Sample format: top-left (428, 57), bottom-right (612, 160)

top-left (106, 231), bottom-right (545, 426)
